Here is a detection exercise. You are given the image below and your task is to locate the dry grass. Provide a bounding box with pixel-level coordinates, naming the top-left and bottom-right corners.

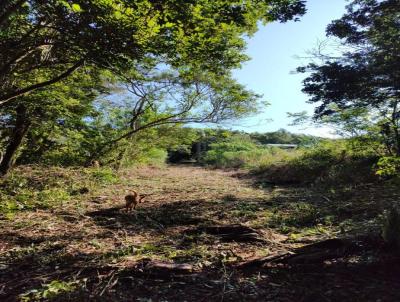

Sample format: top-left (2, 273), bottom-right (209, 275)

top-left (0, 165), bottom-right (399, 301)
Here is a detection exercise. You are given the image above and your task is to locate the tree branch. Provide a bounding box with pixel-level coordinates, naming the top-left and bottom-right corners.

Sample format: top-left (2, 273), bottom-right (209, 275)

top-left (0, 59), bottom-right (84, 106)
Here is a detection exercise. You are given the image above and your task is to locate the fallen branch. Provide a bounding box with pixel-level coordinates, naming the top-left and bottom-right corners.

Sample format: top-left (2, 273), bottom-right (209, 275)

top-left (236, 237), bottom-right (372, 269)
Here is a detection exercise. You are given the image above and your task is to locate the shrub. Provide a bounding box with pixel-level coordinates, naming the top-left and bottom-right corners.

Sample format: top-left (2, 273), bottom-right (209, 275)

top-left (254, 140), bottom-right (379, 185)
top-left (141, 148), bottom-right (168, 166)
top-left (202, 135), bottom-right (297, 169)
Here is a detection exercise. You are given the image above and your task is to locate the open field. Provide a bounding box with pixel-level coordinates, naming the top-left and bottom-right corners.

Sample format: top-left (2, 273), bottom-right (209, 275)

top-left (1, 165), bottom-right (399, 301)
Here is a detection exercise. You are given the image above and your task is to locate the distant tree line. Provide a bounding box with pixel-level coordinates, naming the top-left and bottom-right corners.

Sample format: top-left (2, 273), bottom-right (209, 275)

top-left (167, 128), bottom-right (323, 163)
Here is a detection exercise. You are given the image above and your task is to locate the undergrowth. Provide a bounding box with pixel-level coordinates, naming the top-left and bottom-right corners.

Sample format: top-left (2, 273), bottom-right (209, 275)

top-left (0, 166), bottom-right (119, 218)
top-left (201, 137), bottom-right (383, 186)
top-left (253, 141), bottom-right (380, 185)
top-left (201, 135), bottom-right (299, 169)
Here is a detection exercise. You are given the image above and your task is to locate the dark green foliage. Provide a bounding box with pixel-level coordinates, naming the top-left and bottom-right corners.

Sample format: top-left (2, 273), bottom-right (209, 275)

top-left (5, 68), bottom-right (108, 166)
top-left (0, 0), bottom-right (305, 106)
top-left (299, 0), bottom-right (400, 155)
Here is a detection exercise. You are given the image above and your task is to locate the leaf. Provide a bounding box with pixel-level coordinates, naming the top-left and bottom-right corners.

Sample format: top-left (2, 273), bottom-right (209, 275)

top-left (71, 3), bottom-right (82, 13)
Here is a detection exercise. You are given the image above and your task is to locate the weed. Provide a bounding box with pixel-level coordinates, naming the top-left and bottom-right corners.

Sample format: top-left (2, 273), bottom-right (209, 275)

top-left (231, 202), bottom-right (259, 219)
top-left (267, 202), bottom-right (320, 230)
top-left (20, 280), bottom-right (79, 301)
top-left (87, 167), bottom-right (119, 184)
top-left (0, 166), bottom-right (115, 216)
top-left (201, 135), bottom-right (298, 169)
top-left (37, 188), bottom-right (71, 208)
top-left (254, 141), bottom-right (379, 185)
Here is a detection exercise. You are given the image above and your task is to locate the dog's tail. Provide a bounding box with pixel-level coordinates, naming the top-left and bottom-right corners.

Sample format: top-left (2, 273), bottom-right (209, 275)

top-left (128, 190), bottom-right (138, 198)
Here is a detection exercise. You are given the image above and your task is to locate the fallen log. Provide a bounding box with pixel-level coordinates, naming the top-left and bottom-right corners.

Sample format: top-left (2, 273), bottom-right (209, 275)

top-left (282, 238), bottom-right (361, 265)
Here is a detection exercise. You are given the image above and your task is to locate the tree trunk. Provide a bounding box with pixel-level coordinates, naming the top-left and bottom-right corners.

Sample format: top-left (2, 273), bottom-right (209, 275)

top-left (394, 124), bottom-right (400, 157)
top-left (0, 104), bottom-right (30, 175)
top-left (391, 102), bottom-right (400, 156)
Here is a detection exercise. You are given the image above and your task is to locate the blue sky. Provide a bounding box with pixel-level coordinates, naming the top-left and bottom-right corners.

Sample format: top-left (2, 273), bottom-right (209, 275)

top-left (229, 0), bottom-right (349, 137)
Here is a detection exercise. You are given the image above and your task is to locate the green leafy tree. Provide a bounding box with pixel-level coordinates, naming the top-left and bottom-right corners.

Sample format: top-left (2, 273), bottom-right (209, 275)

top-left (0, 0), bottom-right (306, 107)
top-left (298, 0), bottom-right (400, 155)
top-left (90, 64), bottom-right (262, 159)
top-left (0, 67), bottom-right (107, 173)
top-left (250, 128), bottom-right (319, 146)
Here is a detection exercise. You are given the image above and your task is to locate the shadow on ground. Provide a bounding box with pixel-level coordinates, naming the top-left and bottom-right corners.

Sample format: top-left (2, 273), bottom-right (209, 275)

top-left (86, 200), bottom-right (212, 233)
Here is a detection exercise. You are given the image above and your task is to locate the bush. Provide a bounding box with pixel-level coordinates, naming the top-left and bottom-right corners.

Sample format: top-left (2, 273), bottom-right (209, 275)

top-left (141, 148), bottom-right (168, 166)
top-left (254, 140), bottom-right (379, 185)
top-left (202, 135), bottom-right (297, 169)
top-left (87, 167), bottom-right (119, 184)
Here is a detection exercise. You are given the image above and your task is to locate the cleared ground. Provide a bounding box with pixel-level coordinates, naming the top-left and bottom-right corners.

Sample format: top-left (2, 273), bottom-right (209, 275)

top-left (1, 165), bottom-right (399, 301)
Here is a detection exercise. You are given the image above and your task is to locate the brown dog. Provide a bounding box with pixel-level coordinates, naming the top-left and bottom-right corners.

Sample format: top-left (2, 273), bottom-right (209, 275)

top-left (124, 190), bottom-right (145, 212)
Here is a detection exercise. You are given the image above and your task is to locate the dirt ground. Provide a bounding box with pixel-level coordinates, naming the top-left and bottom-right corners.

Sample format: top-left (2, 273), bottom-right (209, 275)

top-left (1, 165), bottom-right (399, 301)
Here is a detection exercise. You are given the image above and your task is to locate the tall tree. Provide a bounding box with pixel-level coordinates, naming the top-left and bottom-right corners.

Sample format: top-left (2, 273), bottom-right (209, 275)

top-left (0, 67), bottom-right (107, 173)
top-left (298, 0), bottom-right (400, 155)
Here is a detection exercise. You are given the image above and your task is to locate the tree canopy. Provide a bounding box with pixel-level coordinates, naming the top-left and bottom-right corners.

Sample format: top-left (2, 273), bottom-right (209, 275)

top-left (298, 0), bottom-right (400, 155)
top-left (0, 0), bottom-right (306, 106)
